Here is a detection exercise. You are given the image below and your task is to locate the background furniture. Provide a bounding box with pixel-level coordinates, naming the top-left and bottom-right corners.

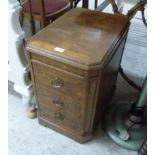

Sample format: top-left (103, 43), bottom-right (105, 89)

top-left (138, 138), bottom-right (147, 155)
top-left (8, 0), bottom-right (35, 118)
top-left (69, 0), bottom-right (81, 8)
top-left (95, 0), bottom-right (147, 89)
top-left (104, 77), bottom-right (147, 150)
top-left (82, 0), bottom-right (88, 8)
top-left (94, 0), bottom-right (123, 13)
top-left (20, 0), bottom-right (72, 35)
top-left (95, 0), bottom-right (146, 27)
top-left (26, 8), bottom-right (129, 142)
top-left (8, 0), bottom-right (83, 119)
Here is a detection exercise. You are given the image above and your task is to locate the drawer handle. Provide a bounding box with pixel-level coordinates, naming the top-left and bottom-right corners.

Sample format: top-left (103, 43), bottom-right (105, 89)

top-left (52, 97), bottom-right (63, 106)
top-left (54, 113), bottom-right (64, 121)
top-left (51, 77), bottom-right (64, 88)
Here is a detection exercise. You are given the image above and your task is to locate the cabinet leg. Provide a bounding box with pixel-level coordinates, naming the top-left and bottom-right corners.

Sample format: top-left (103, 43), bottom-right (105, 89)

top-left (29, 19), bottom-right (35, 35)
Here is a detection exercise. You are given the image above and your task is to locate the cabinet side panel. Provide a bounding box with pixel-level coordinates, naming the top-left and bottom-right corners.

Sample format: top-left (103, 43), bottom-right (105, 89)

top-left (93, 33), bottom-right (128, 130)
top-left (83, 77), bottom-right (99, 134)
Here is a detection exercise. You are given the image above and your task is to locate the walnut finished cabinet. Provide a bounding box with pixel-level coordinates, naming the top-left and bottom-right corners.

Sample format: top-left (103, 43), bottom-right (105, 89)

top-left (26, 8), bottom-right (130, 143)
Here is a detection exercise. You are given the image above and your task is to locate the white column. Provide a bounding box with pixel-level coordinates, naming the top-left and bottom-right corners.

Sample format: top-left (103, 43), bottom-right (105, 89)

top-left (8, 0), bottom-right (36, 118)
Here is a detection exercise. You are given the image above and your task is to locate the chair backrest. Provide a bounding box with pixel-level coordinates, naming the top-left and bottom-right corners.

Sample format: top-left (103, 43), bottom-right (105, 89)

top-left (25, 0), bottom-right (46, 27)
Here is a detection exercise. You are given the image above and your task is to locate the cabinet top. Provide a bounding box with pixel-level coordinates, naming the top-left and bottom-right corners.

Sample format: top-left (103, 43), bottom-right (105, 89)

top-left (27, 8), bottom-right (129, 70)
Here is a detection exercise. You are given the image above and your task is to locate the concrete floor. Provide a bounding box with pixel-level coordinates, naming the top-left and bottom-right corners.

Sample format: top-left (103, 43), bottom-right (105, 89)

top-left (8, 92), bottom-right (137, 155)
top-left (8, 1), bottom-right (146, 155)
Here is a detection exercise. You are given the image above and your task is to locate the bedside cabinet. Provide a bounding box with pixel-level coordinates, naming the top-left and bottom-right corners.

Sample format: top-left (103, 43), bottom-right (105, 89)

top-left (26, 8), bottom-right (130, 143)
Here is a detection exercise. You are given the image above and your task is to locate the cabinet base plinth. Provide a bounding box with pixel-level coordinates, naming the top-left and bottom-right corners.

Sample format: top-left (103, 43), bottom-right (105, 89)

top-left (38, 116), bottom-right (93, 143)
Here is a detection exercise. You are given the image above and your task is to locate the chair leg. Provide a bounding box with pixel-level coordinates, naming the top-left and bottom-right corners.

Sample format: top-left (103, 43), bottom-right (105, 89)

top-left (39, 21), bottom-right (42, 29)
top-left (70, 0), bottom-right (73, 8)
top-left (82, 0), bottom-right (89, 8)
top-left (74, 0), bottom-right (81, 8)
top-left (40, 21), bottom-right (45, 29)
top-left (95, 0), bottom-right (98, 9)
top-left (29, 19), bottom-right (35, 35)
top-left (40, 19), bottom-right (47, 29)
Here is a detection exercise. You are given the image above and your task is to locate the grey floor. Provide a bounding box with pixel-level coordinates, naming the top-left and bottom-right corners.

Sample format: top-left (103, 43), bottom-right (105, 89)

top-left (8, 2), bottom-right (146, 155)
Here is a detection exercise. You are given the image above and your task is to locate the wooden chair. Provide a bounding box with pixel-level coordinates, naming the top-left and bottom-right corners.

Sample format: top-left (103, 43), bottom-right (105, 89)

top-left (20, 0), bottom-right (77, 35)
top-left (94, 0), bottom-right (146, 26)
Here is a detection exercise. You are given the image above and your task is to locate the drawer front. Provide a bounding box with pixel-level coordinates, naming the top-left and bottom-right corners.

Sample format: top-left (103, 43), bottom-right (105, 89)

top-left (37, 85), bottom-right (82, 116)
top-left (31, 60), bottom-right (87, 134)
top-left (32, 60), bottom-right (87, 101)
top-left (38, 94), bottom-right (83, 133)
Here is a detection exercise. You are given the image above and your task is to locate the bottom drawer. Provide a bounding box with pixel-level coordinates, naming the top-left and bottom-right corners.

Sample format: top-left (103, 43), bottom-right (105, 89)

top-left (38, 99), bottom-right (84, 134)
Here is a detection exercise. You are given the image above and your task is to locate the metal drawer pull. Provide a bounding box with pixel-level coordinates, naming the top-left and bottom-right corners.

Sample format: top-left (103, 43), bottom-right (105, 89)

top-left (52, 97), bottom-right (63, 106)
top-left (54, 113), bottom-right (64, 121)
top-left (51, 77), bottom-right (64, 88)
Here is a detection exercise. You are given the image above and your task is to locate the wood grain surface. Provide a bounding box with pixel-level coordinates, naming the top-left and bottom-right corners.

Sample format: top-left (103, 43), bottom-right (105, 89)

top-left (27, 8), bottom-right (129, 142)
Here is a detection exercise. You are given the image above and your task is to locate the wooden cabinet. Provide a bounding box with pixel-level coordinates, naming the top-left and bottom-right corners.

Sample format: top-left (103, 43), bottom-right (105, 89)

top-left (26, 8), bottom-right (130, 143)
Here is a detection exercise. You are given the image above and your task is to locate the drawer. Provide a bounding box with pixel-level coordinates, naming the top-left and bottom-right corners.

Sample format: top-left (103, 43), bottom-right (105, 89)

top-left (41, 108), bottom-right (84, 134)
top-left (37, 92), bottom-right (81, 118)
top-left (38, 94), bottom-right (84, 134)
top-left (31, 60), bottom-right (87, 102)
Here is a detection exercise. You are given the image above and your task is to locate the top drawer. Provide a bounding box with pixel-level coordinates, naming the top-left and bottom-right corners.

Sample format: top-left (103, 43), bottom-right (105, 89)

top-left (31, 60), bottom-right (87, 101)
